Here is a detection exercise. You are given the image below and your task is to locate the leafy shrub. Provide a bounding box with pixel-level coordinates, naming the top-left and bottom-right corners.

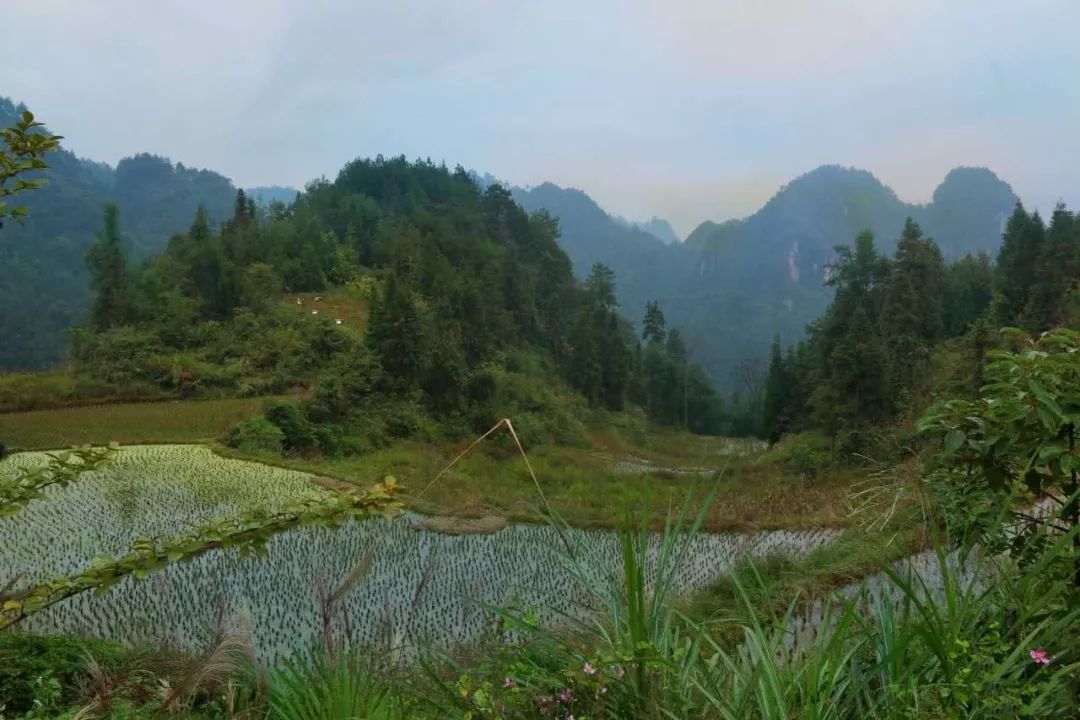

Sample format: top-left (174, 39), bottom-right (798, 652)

top-left (226, 417), bottom-right (285, 454)
top-left (344, 274), bottom-right (379, 301)
top-left (264, 401), bottom-right (319, 454)
top-left (465, 365), bottom-right (588, 446)
top-left (0, 633), bottom-right (125, 714)
top-left (382, 402), bottom-right (430, 440)
top-left (305, 352), bottom-right (383, 424)
top-left (759, 430), bottom-right (831, 478)
top-left (314, 424), bottom-right (345, 456)
top-left (69, 326), bottom-right (163, 385)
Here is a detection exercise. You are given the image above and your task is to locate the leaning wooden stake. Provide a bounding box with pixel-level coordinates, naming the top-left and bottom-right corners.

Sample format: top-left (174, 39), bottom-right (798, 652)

top-left (416, 417), bottom-right (551, 512)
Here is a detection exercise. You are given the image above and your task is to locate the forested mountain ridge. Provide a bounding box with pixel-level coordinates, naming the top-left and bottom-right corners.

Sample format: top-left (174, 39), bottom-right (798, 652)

top-left (69, 156), bottom-right (727, 453)
top-left (1, 93), bottom-right (1018, 393)
top-left (509, 165), bottom-right (1017, 392)
top-left (511, 183), bottom-right (675, 328)
top-left (0, 97), bottom-right (236, 369)
top-left (685, 165), bottom-right (1015, 261)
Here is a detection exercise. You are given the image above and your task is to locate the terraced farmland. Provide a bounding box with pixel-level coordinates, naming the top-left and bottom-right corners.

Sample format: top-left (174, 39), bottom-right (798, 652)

top-left (1, 445), bottom-right (838, 663)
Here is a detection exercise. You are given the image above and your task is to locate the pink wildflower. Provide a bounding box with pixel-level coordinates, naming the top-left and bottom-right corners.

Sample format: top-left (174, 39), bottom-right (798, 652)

top-left (559, 688), bottom-right (573, 703)
top-left (504, 677), bottom-right (516, 688)
top-left (583, 662), bottom-right (597, 676)
top-left (1030, 648), bottom-right (1053, 666)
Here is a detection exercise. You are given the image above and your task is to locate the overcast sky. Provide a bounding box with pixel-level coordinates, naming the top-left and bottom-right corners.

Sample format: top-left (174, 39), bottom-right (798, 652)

top-left (4, 0), bottom-right (1079, 237)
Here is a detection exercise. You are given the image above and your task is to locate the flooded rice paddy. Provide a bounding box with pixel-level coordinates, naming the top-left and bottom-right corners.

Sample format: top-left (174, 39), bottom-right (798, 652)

top-left (1, 445), bottom-right (836, 663)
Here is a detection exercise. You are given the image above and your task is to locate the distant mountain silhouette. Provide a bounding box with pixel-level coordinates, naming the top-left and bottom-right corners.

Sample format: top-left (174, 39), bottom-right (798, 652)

top-left (513, 165), bottom-right (1016, 390)
top-left (247, 185), bottom-right (299, 206)
top-left (511, 183), bottom-right (673, 326)
top-left (613, 215), bottom-right (680, 244)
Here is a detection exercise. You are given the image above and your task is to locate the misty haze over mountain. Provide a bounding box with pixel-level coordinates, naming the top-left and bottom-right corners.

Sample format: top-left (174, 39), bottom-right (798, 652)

top-left (0, 90), bottom-right (1018, 389)
top-left (5, 2), bottom-right (1079, 234)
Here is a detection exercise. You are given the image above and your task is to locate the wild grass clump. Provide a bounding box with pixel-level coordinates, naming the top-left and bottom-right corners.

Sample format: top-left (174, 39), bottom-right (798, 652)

top-left (418, 492), bottom-right (1080, 719)
top-left (266, 651), bottom-right (406, 720)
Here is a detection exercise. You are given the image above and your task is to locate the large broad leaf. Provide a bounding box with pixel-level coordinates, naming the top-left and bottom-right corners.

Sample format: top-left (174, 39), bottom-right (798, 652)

top-left (943, 429), bottom-right (966, 454)
top-left (1037, 441), bottom-right (1069, 463)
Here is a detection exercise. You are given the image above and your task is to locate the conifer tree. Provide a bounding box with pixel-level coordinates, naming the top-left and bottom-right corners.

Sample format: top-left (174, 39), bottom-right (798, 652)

top-left (233, 188), bottom-right (249, 223)
top-left (366, 270), bottom-right (428, 388)
top-left (995, 202), bottom-right (1044, 325)
top-left (762, 335), bottom-right (789, 442)
top-left (585, 262), bottom-right (617, 310)
top-left (86, 203), bottom-right (131, 331)
top-left (642, 300), bottom-right (666, 344)
top-left (1025, 204), bottom-right (1079, 328)
top-left (666, 328), bottom-right (687, 364)
top-left (943, 252), bottom-right (994, 335)
top-left (880, 219), bottom-right (945, 403)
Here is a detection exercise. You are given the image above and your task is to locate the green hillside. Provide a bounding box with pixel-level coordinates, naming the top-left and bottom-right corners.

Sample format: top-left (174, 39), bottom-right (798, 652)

top-left (0, 97), bottom-right (236, 370)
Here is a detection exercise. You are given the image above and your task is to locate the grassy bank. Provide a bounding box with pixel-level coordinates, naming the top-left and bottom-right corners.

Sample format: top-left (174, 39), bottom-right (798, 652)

top-left (0, 395), bottom-right (856, 532)
top-left (0, 396), bottom-right (276, 449)
top-left (217, 422), bottom-right (857, 532)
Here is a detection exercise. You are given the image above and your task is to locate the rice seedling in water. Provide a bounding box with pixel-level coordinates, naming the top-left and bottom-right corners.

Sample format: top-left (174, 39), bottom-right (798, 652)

top-left (0, 445), bottom-right (836, 664)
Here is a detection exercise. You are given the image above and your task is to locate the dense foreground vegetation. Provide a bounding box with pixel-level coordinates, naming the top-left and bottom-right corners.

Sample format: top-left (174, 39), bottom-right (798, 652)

top-left (2, 493), bottom-right (1077, 719)
top-left (2, 329), bottom-right (1079, 718)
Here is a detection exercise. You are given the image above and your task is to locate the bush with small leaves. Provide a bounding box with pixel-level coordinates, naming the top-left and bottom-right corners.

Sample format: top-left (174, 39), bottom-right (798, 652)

top-left (226, 417), bottom-right (285, 454)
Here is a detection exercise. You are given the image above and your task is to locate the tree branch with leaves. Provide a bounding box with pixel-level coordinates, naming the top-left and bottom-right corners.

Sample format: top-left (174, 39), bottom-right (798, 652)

top-left (0, 447), bottom-right (403, 629)
top-left (919, 328), bottom-right (1080, 581)
top-left (0, 109), bottom-right (63, 231)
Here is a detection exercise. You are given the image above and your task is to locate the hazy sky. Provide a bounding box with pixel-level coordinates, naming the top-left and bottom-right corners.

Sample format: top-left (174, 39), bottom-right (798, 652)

top-left (5, 0), bottom-right (1080, 237)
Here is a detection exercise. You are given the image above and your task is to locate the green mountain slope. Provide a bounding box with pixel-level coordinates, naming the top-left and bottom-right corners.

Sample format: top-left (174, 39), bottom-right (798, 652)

top-left (0, 97), bottom-right (236, 369)
top-left (514, 165), bottom-right (1016, 390)
top-left (68, 156), bottom-right (727, 447)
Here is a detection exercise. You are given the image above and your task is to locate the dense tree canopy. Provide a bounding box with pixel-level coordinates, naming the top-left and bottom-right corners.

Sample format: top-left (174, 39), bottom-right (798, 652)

top-left (764, 206), bottom-right (1080, 453)
top-left (74, 157), bottom-right (729, 455)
